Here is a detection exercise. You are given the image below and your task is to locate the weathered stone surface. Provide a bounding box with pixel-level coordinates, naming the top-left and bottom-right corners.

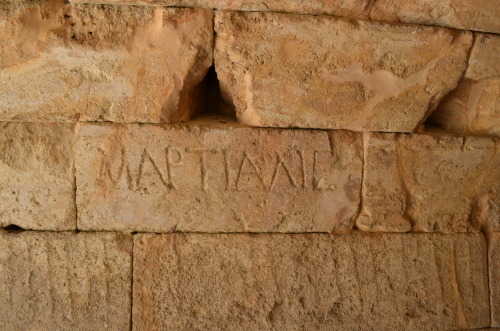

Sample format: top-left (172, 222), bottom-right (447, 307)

top-left (429, 33), bottom-right (500, 137)
top-left (76, 118), bottom-right (362, 232)
top-left (214, 11), bottom-right (472, 132)
top-left (0, 1), bottom-right (213, 122)
top-left (371, 0), bottom-right (500, 34)
top-left (0, 122), bottom-right (75, 230)
top-left (70, 0), bottom-right (373, 19)
top-left (0, 231), bottom-right (132, 330)
top-left (492, 233), bottom-right (500, 327)
top-left (133, 233), bottom-right (489, 330)
top-left (358, 132), bottom-right (500, 232)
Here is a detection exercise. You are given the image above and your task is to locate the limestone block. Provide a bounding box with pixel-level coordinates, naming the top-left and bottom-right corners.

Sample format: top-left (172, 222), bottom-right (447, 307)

top-left (0, 1), bottom-right (213, 122)
top-left (371, 0), bottom-right (500, 34)
top-left (430, 33), bottom-right (500, 137)
top-left (70, 0), bottom-right (373, 19)
top-left (358, 132), bottom-right (500, 232)
top-left (75, 118), bottom-right (362, 232)
top-left (214, 11), bottom-right (472, 132)
top-left (0, 122), bottom-right (75, 230)
top-left (492, 233), bottom-right (500, 327)
top-left (0, 231), bottom-right (132, 330)
top-left (133, 233), bottom-right (489, 330)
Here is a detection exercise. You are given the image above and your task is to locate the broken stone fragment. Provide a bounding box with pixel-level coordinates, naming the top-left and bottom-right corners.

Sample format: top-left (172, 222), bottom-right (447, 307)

top-left (133, 233), bottom-right (489, 330)
top-left (0, 1), bottom-right (213, 122)
top-left (371, 0), bottom-right (500, 34)
top-left (214, 11), bottom-right (472, 132)
top-left (429, 33), bottom-right (500, 137)
top-left (75, 118), bottom-right (362, 232)
top-left (0, 122), bottom-right (75, 230)
top-left (491, 233), bottom-right (500, 327)
top-left (358, 131), bottom-right (500, 233)
top-left (0, 231), bottom-right (132, 330)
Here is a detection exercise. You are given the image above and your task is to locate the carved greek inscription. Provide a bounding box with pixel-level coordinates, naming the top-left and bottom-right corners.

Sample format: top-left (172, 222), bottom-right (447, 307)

top-left (98, 146), bottom-right (339, 193)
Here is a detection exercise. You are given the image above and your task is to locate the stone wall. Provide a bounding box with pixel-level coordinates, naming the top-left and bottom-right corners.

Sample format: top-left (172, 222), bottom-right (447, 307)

top-left (0, 0), bottom-right (499, 329)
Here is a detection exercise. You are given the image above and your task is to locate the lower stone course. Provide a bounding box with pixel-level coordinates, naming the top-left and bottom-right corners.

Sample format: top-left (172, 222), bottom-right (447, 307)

top-left (133, 232), bottom-right (490, 330)
top-left (0, 231), bottom-right (132, 330)
top-left (491, 233), bottom-right (500, 327)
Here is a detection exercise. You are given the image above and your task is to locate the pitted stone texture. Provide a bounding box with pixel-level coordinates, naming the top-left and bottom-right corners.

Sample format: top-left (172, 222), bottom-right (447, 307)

top-left (70, 0), bottom-right (373, 19)
top-left (214, 11), bottom-right (472, 132)
top-left (133, 233), bottom-right (489, 330)
top-left (430, 33), bottom-right (500, 137)
top-left (0, 1), bottom-right (213, 122)
top-left (358, 132), bottom-right (500, 233)
top-left (371, 0), bottom-right (500, 34)
top-left (0, 122), bottom-right (75, 230)
top-left (76, 119), bottom-right (362, 232)
top-left (492, 233), bottom-right (500, 327)
top-left (0, 231), bottom-right (132, 330)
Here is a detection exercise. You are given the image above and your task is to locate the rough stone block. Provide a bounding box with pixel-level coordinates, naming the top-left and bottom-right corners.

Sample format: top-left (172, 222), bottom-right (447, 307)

top-left (214, 11), bottom-right (472, 132)
top-left (371, 0), bottom-right (500, 34)
top-left (491, 232), bottom-right (500, 327)
top-left (0, 122), bottom-right (75, 230)
top-left (133, 233), bottom-right (489, 330)
top-left (358, 132), bottom-right (500, 232)
top-left (0, 231), bottom-right (132, 330)
top-left (430, 33), bottom-right (500, 137)
top-left (0, 1), bottom-right (213, 122)
top-left (76, 119), bottom-right (362, 232)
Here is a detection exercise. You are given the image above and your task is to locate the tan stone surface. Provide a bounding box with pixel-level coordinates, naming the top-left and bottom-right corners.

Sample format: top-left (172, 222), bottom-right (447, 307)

top-left (358, 132), bottom-right (500, 233)
top-left (70, 0), bottom-right (373, 19)
top-left (76, 118), bottom-right (362, 232)
top-left (492, 233), bottom-right (500, 327)
top-left (133, 233), bottom-right (489, 330)
top-left (0, 231), bottom-right (132, 330)
top-left (0, 122), bottom-right (75, 230)
top-left (214, 11), bottom-right (472, 132)
top-left (0, 1), bottom-right (213, 122)
top-left (430, 33), bottom-right (500, 137)
top-left (371, 0), bottom-right (500, 34)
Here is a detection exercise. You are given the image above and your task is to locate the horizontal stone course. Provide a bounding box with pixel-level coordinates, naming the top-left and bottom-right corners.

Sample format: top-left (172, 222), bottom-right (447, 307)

top-left (0, 1), bottom-right (213, 123)
top-left (75, 118), bottom-right (363, 232)
top-left (358, 131), bottom-right (500, 233)
top-left (215, 11), bottom-right (472, 132)
top-left (0, 122), bottom-right (76, 230)
top-left (133, 232), bottom-right (490, 330)
top-left (68, 0), bottom-right (499, 33)
top-left (0, 231), bottom-right (132, 330)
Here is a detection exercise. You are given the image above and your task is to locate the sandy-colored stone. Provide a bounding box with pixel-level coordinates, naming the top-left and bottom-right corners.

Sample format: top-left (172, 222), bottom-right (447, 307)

top-left (76, 118), bottom-right (362, 232)
top-left (0, 231), bottom-right (132, 330)
top-left (358, 132), bottom-right (500, 233)
top-left (0, 122), bottom-right (75, 230)
top-left (429, 33), bottom-right (500, 137)
top-left (0, 1), bottom-right (213, 122)
top-left (491, 233), bottom-right (500, 327)
top-left (371, 0), bottom-right (500, 34)
top-left (70, 0), bottom-right (373, 19)
top-left (214, 11), bottom-right (472, 132)
top-left (133, 233), bottom-right (489, 330)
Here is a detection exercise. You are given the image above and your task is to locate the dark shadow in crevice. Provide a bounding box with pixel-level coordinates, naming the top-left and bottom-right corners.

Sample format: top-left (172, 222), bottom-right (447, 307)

top-left (192, 64), bottom-right (237, 122)
top-left (3, 224), bottom-right (26, 233)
